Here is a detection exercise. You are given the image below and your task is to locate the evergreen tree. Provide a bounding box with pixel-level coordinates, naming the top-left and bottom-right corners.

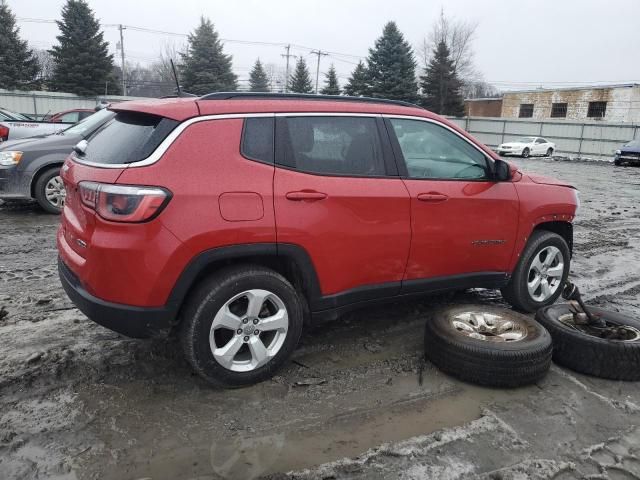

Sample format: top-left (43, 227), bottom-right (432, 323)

top-left (288, 57), bottom-right (313, 94)
top-left (420, 40), bottom-right (465, 116)
top-left (49, 0), bottom-right (115, 95)
top-left (320, 64), bottom-right (341, 95)
top-left (0, 3), bottom-right (39, 90)
top-left (366, 22), bottom-right (418, 103)
top-left (343, 61), bottom-right (370, 97)
top-left (249, 58), bottom-right (270, 92)
top-left (180, 17), bottom-right (237, 95)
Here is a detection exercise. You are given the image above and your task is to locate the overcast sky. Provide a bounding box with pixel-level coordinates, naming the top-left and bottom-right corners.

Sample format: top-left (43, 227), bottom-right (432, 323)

top-left (10, 0), bottom-right (640, 91)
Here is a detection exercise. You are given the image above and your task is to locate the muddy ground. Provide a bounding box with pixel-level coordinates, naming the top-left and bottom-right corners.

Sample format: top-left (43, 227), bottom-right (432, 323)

top-left (1, 158), bottom-right (639, 480)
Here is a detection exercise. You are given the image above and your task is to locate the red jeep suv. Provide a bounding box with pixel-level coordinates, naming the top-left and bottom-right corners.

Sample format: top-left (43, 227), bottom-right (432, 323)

top-left (57, 93), bottom-right (578, 387)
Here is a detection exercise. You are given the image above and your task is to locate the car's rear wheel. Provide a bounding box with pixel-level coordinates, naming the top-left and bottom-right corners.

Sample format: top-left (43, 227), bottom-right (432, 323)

top-left (546, 148), bottom-right (554, 157)
top-left (180, 265), bottom-right (304, 387)
top-left (522, 147), bottom-right (530, 158)
top-left (501, 230), bottom-right (570, 312)
top-left (34, 167), bottom-right (65, 214)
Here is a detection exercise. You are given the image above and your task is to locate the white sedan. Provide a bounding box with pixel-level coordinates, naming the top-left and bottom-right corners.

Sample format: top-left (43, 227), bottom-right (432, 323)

top-left (497, 137), bottom-right (555, 158)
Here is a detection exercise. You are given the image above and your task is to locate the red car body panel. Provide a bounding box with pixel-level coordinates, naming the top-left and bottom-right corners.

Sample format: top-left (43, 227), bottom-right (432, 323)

top-left (57, 96), bottom-right (578, 332)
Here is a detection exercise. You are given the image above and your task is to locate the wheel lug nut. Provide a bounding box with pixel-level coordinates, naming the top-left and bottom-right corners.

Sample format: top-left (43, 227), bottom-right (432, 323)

top-left (254, 330), bottom-right (260, 335)
top-left (244, 336), bottom-right (250, 342)
top-left (253, 318), bottom-right (259, 324)
top-left (242, 318), bottom-right (248, 324)
top-left (236, 329), bottom-right (242, 334)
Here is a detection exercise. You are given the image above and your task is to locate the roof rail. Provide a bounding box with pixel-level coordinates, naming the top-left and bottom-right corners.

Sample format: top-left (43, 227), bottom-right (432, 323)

top-left (198, 92), bottom-right (422, 109)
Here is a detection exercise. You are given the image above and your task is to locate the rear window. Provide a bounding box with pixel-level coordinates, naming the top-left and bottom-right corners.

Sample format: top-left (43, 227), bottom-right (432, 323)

top-left (80, 111), bottom-right (178, 164)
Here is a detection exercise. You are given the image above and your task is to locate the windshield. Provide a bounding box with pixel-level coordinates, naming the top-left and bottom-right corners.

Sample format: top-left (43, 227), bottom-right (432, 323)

top-left (62, 109), bottom-right (115, 136)
top-left (624, 139), bottom-right (640, 149)
top-left (515, 137), bottom-right (535, 143)
top-left (0, 109), bottom-right (31, 121)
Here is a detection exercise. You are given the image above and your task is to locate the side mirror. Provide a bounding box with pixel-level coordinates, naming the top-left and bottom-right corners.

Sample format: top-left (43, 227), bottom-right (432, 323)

top-left (494, 159), bottom-right (511, 181)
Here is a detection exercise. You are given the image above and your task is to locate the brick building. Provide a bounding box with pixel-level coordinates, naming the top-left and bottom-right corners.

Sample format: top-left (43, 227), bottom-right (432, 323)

top-left (463, 98), bottom-right (503, 117)
top-left (500, 84), bottom-right (640, 123)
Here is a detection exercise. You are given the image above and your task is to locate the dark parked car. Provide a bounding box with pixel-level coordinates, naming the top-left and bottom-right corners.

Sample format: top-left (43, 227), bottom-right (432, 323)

top-left (0, 108), bottom-right (115, 213)
top-left (614, 139), bottom-right (640, 166)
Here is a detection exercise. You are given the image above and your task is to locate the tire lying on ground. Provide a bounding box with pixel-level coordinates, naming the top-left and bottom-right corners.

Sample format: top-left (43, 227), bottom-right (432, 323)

top-left (424, 305), bottom-right (552, 387)
top-left (536, 304), bottom-right (640, 380)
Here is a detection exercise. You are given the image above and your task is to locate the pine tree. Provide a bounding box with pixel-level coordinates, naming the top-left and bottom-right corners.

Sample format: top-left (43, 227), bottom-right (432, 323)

top-left (0, 3), bottom-right (40, 90)
top-left (343, 61), bottom-right (370, 97)
top-left (288, 57), bottom-right (313, 94)
top-left (366, 22), bottom-right (418, 103)
top-left (49, 0), bottom-right (115, 95)
top-left (420, 40), bottom-right (465, 116)
top-left (249, 58), bottom-right (270, 92)
top-left (180, 17), bottom-right (237, 95)
top-left (320, 64), bottom-right (341, 95)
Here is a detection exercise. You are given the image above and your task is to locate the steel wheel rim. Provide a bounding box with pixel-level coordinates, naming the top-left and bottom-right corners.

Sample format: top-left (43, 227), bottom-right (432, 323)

top-left (209, 289), bottom-right (289, 372)
top-left (451, 311), bottom-right (528, 342)
top-left (527, 246), bottom-right (564, 302)
top-left (45, 175), bottom-right (66, 208)
top-left (558, 314), bottom-right (640, 342)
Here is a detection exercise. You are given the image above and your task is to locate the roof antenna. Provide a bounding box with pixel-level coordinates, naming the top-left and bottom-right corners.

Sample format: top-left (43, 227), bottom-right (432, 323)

top-left (170, 59), bottom-right (182, 97)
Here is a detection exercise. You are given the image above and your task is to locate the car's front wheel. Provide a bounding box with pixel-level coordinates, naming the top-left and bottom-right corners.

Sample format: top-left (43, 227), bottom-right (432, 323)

top-left (522, 147), bottom-right (530, 158)
top-left (180, 265), bottom-right (304, 387)
top-left (34, 167), bottom-right (65, 214)
top-left (546, 148), bottom-right (554, 157)
top-left (501, 230), bottom-right (570, 312)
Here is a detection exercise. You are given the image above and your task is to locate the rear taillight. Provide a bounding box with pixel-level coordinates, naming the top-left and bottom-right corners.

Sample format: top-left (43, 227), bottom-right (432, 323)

top-left (78, 181), bottom-right (171, 222)
top-left (0, 125), bottom-right (9, 142)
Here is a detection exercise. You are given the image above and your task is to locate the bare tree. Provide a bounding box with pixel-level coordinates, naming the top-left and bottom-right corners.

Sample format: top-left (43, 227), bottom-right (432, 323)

top-left (264, 63), bottom-right (286, 93)
top-left (32, 48), bottom-right (54, 84)
top-left (152, 42), bottom-right (185, 93)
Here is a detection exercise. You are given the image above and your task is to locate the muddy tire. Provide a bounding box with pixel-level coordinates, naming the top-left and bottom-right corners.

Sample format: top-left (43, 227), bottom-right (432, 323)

top-left (501, 230), bottom-right (570, 313)
top-left (34, 167), bottom-right (64, 214)
top-left (536, 304), bottom-right (640, 380)
top-left (424, 305), bottom-right (552, 387)
top-left (522, 147), bottom-right (530, 158)
top-left (179, 265), bottom-right (304, 388)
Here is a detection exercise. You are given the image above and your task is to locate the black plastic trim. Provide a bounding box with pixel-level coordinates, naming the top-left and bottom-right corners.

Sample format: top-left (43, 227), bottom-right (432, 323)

top-left (58, 258), bottom-right (173, 338)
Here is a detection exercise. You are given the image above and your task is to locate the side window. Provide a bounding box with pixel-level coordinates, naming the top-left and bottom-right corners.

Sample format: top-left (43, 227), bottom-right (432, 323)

top-left (389, 119), bottom-right (489, 180)
top-left (241, 117), bottom-right (274, 163)
top-left (535, 138), bottom-right (545, 144)
top-left (279, 116), bottom-right (386, 176)
top-left (79, 111), bottom-right (93, 120)
top-left (60, 112), bottom-right (80, 123)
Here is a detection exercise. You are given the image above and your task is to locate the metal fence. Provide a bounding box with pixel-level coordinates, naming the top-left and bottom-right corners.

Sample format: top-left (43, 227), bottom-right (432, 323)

top-left (0, 89), bottom-right (145, 120)
top-left (446, 116), bottom-right (640, 160)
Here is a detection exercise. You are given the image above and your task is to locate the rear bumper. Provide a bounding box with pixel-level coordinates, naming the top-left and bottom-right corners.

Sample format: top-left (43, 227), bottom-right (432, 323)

top-left (58, 258), bottom-right (175, 338)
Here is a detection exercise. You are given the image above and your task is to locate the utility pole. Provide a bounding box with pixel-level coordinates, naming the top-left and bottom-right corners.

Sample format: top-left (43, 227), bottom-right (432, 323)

top-left (118, 24), bottom-right (127, 96)
top-left (310, 50), bottom-right (329, 94)
top-left (281, 44), bottom-right (294, 93)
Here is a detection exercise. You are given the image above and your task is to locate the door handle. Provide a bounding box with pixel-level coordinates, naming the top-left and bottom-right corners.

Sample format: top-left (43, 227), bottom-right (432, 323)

top-left (417, 192), bottom-right (448, 202)
top-left (285, 190), bottom-right (328, 201)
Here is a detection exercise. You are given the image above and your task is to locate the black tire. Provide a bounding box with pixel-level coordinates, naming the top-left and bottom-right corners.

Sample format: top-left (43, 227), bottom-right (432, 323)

top-left (34, 167), bottom-right (64, 214)
top-left (546, 148), bottom-right (554, 157)
top-left (614, 159), bottom-right (622, 166)
top-left (501, 230), bottom-right (570, 313)
top-left (179, 265), bottom-right (304, 387)
top-left (536, 304), bottom-right (640, 380)
top-left (522, 147), bottom-right (530, 158)
top-left (424, 305), bottom-right (552, 387)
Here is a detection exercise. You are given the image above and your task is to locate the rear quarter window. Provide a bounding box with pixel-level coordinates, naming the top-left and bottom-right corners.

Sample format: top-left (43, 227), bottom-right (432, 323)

top-left (80, 111), bottom-right (178, 164)
top-left (241, 117), bottom-right (274, 163)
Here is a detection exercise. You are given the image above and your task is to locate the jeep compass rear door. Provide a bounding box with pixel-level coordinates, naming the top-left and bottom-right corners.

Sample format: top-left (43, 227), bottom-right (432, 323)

top-left (274, 115), bottom-right (411, 310)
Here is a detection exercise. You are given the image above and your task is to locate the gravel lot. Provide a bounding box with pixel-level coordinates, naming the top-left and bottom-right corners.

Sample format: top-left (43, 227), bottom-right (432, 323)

top-left (1, 158), bottom-right (639, 480)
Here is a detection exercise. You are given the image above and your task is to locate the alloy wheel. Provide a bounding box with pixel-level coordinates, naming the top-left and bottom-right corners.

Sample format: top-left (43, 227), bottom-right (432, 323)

top-left (451, 311), bottom-right (528, 342)
top-left (209, 289), bottom-right (289, 372)
top-left (527, 246), bottom-right (564, 302)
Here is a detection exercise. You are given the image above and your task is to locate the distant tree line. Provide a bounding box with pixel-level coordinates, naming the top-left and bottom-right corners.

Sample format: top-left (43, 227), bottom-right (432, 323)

top-left (0, 0), bottom-right (496, 115)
